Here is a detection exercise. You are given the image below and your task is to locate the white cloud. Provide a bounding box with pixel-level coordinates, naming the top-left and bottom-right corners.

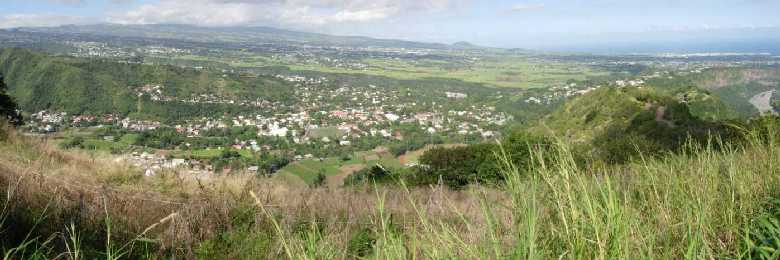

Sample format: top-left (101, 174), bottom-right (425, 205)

top-left (107, 1), bottom-right (259, 26)
top-left (40, 0), bottom-right (134, 4)
top-left (0, 14), bottom-right (91, 28)
top-left (107, 0), bottom-right (462, 27)
top-left (109, 0), bottom-right (136, 4)
top-left (510, 3), bottom-right (545, 12)
top-left (49, 0), bottom-right (85, 4)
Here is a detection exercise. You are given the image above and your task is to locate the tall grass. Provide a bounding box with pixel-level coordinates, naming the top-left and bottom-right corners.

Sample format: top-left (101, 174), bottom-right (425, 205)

top-left (270, 131), bottom-right (780, 259)
top-left (2, 125), bottom-right (780, 258)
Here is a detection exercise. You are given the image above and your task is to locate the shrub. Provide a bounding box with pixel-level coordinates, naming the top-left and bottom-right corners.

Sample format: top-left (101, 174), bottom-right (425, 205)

top-left (60, 136), bottom-right (85, 149)
top-left (347, 228), bottom-right (376, 258)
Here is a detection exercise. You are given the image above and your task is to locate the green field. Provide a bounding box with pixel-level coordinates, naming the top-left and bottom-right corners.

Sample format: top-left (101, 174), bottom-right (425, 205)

top-left (307, 127), bottom-right (343, 139)
top-left (54, 129), bottom-right (140, 153)
top-left (161, 52), bottom-right (607, 89)
top-left (170, 148), bottom-right (254, 160)
top-left (276, 149), bottom-right (404, 185)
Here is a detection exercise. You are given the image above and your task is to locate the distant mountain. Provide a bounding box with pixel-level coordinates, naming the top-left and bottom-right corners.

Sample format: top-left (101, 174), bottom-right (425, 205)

top-left (451, 41), bottom-right (478, 49)
top-left (13, 24), bottom-right (463, 50)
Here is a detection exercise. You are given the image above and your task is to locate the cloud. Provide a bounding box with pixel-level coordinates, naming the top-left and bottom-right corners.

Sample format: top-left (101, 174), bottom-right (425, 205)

top-left (510, 3), bottom-right (545, 12)
top-left (49, 0), bottom-right (85, 4)
top-left (41, 0), bottom-right (133, 4)
top-left (0, 14), bottom-right (91, 28)
top-left (107, 0), bottom-right (462, 27)
top-left (107, 1), bottom-right (259, 26)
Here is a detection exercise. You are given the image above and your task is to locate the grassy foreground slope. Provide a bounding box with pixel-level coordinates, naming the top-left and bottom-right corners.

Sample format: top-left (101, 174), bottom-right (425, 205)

top-left (3, 121), bottom-right (780, 258)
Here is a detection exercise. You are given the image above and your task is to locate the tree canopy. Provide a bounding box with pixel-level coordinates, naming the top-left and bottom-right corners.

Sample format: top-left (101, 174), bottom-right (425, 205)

top-left (0, 74), bottom-right (22, 126)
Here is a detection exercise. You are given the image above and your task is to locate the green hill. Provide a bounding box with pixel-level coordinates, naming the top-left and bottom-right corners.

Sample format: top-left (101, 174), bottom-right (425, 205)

top-left (0, 48), bottom-right (292, 120)
top-left (535, 87), bottom-right (644, 143)
top-left (0, 48), bottom-right (133, 115)
top-left (647, 67), bottom-right (780, 117)
top-left (535, 86), bottom-right (739, 163)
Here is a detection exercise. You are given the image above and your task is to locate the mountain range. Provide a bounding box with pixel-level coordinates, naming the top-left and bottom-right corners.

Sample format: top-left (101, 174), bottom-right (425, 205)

top-left (9, 23), bottom-right (480, 50)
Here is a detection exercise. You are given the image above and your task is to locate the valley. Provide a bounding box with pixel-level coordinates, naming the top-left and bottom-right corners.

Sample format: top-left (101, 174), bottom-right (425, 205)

top-left (1, 22), bottom-right (780, 259)
top-left (2, 24), bottom-right (780, 185)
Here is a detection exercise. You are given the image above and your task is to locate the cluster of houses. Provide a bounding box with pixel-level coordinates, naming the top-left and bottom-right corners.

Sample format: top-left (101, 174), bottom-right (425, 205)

top-left (275, 75), bottom-right (327, 84)
top-left (27, 111), bottom-right (122, 133)
top-left (28, 110), bottom-right (67, 132)
top-left (124, 151), bottom-right (210, 176)
top-left (26, 73), bottom-right (512, 166)
top-left (68, 41), bottom-right (190, 59)
top-left (615, 79), bottom-right (645, 88)
top-left (134, 84), bottom-right (287, 109)
top-left (68, 41), bottom-right (136, 58)
top-left (135, 84), bottom-right (170, 101)
top-left (525, 83), bottom-right (602, 105)
top-left (445, 92), bottom-right (468, 99)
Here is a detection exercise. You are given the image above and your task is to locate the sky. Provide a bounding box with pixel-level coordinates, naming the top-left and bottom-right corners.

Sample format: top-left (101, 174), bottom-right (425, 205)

top-left (2, 0), bottom-right (780, 51)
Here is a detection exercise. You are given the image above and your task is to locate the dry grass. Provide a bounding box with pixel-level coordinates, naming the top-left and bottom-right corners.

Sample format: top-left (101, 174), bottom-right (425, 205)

top-left (0, 130), bottom-right (510, 258)
top-left (3, 124), bottom-right (780, 259)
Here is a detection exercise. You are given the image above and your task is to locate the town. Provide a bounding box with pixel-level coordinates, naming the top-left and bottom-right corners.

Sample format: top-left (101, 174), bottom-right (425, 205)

top-left (23, 72), bottom-right (515, 175)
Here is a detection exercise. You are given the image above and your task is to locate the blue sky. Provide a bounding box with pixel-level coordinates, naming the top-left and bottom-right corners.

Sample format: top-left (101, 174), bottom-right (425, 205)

top-left (2, 0), bottom-right (779, 50)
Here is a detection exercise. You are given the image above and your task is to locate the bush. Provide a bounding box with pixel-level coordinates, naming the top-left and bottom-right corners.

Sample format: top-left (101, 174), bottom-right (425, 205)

top-left (59, 136), bottom-right (85, 149)
top-left (413, 131), bottom-right (552, 188)
top-left (347, 228), bottom-right (376, 258)
top-left (311, 171), bottom-right (326, 188)
top-left (343, 165), bottom-right (394, 186)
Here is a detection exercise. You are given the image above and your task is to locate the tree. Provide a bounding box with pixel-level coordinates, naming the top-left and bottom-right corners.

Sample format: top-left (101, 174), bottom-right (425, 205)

top-left (0, 74), bottom-right (22, 126)
top-left (311, 169), bottom-right (327, 187)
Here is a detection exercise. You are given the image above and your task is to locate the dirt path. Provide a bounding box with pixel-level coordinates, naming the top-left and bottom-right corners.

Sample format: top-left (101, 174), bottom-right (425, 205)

top-left (326, 164), bottom-right (365, 188)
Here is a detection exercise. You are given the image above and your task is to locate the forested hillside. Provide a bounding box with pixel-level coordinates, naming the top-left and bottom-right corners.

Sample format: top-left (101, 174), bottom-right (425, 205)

top-left (0, 48), bottom-right (293, 120)
top-left (0, 48), bottom-right (134, 115)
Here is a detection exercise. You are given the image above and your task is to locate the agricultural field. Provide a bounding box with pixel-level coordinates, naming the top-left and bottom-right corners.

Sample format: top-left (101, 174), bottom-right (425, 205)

top-left (307, 126), bottom-right (343, 139)
top-left (275, 147), bottom-right (405, 186)
top-left (158, 52), bottom-right (608, 89)
top-left (169, 148), bottom-right (255, 160)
